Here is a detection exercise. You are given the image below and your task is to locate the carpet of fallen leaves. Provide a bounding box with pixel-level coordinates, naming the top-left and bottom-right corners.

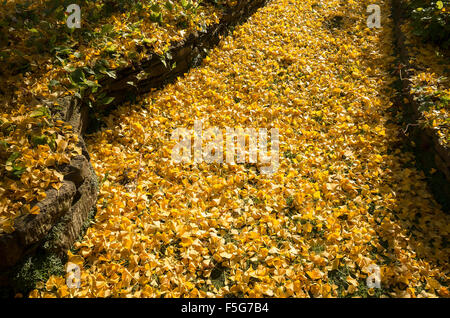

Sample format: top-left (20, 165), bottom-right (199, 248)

top-left (29, 0), bottom-right (449, 298)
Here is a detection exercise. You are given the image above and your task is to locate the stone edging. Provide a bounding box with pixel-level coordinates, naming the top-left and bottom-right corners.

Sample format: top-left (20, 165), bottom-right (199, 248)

top-left (391, 0), bottom-right (450, 211)
top-left (0, 138), bottom-right (98, 271)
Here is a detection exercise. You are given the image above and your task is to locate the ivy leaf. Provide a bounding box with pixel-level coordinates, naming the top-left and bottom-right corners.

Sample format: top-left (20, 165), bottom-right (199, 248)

top-left (70, 68), bottom-right (86, 84)
top-left (101, 69), bottom-right (117, 79)
top-left (100, 96), bottom-right (115, 105)
top-left (30, 106), bottom-right (50, 118)
top-left (7, 152), bottom-right (21, 164)
top-left (31, 135), bottom-right (48, 147)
